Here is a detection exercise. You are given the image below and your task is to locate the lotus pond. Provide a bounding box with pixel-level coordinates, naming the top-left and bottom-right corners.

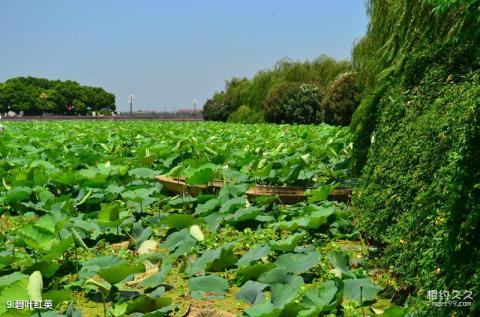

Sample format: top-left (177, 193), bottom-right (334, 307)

top-left (0, 121), bottom-right (404, 317)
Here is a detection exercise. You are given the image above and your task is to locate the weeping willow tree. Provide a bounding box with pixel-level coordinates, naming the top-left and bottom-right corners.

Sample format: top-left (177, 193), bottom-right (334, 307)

top-left (352, 0), bottom-right (480, 89)
top-left (352, 1), bottom-right (480, 315)
top-left (351, 0), bottom-right (480, 173)
top-left (227, 55), bottom-right (351, 110)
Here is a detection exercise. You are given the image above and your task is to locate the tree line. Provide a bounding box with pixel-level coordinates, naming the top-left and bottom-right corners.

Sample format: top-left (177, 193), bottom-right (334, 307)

top-left (202, 55), bottom-right (362, 125)
top-left (0, 77), bottom-right (116, 115)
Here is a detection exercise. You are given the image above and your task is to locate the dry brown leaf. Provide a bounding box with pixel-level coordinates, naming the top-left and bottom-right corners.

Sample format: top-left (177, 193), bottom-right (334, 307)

top-left (111, 241), bottom-right (130, 251)
top-left (125, 260), bottom-right (159, 286)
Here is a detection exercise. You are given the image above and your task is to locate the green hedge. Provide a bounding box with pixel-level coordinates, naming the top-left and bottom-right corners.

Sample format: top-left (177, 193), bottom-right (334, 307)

top-left (353, 67), bottom-right (480, 316)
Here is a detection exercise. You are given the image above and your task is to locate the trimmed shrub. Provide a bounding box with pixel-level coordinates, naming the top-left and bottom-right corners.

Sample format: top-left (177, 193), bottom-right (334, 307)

top-left (321, 72), bottom-right (362, 126)
top-left (263, 82), bottom-right (322, 124)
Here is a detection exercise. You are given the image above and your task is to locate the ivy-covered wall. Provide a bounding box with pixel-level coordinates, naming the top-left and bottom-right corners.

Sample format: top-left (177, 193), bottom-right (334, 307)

top-left (354, 66), bottom-right (480, 316)
top-left (350, 1), bottom-right (480, 315)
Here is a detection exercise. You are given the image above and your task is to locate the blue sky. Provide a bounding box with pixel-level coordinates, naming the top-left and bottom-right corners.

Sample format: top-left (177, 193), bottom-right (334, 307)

top-left (0, 1), bottom-right (368, 112)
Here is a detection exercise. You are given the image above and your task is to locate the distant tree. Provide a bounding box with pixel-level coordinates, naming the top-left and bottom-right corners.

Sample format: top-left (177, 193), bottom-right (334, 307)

top-left (203, 55), bottom-right (353, 123)
top-left (0, 76), bottom-right (116, 115)
top-left (72, 99), bottom-right (87, 115)
top-left (202, 92), bottom-right (236, 121)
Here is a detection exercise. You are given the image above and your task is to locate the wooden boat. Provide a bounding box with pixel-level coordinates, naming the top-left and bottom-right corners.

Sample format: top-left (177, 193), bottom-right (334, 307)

top-left (155, 175), bottom-right (353, 204)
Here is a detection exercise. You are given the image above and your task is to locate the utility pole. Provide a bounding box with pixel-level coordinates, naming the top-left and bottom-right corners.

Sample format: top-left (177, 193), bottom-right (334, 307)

top-left (128, 94), bottom-right (135, 116)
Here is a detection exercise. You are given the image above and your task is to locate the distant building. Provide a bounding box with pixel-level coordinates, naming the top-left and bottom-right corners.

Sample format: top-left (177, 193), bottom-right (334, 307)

top-left (176, 109), bottom-right (202, 114)
top-left (116, 108), bottom-right (202, 119)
